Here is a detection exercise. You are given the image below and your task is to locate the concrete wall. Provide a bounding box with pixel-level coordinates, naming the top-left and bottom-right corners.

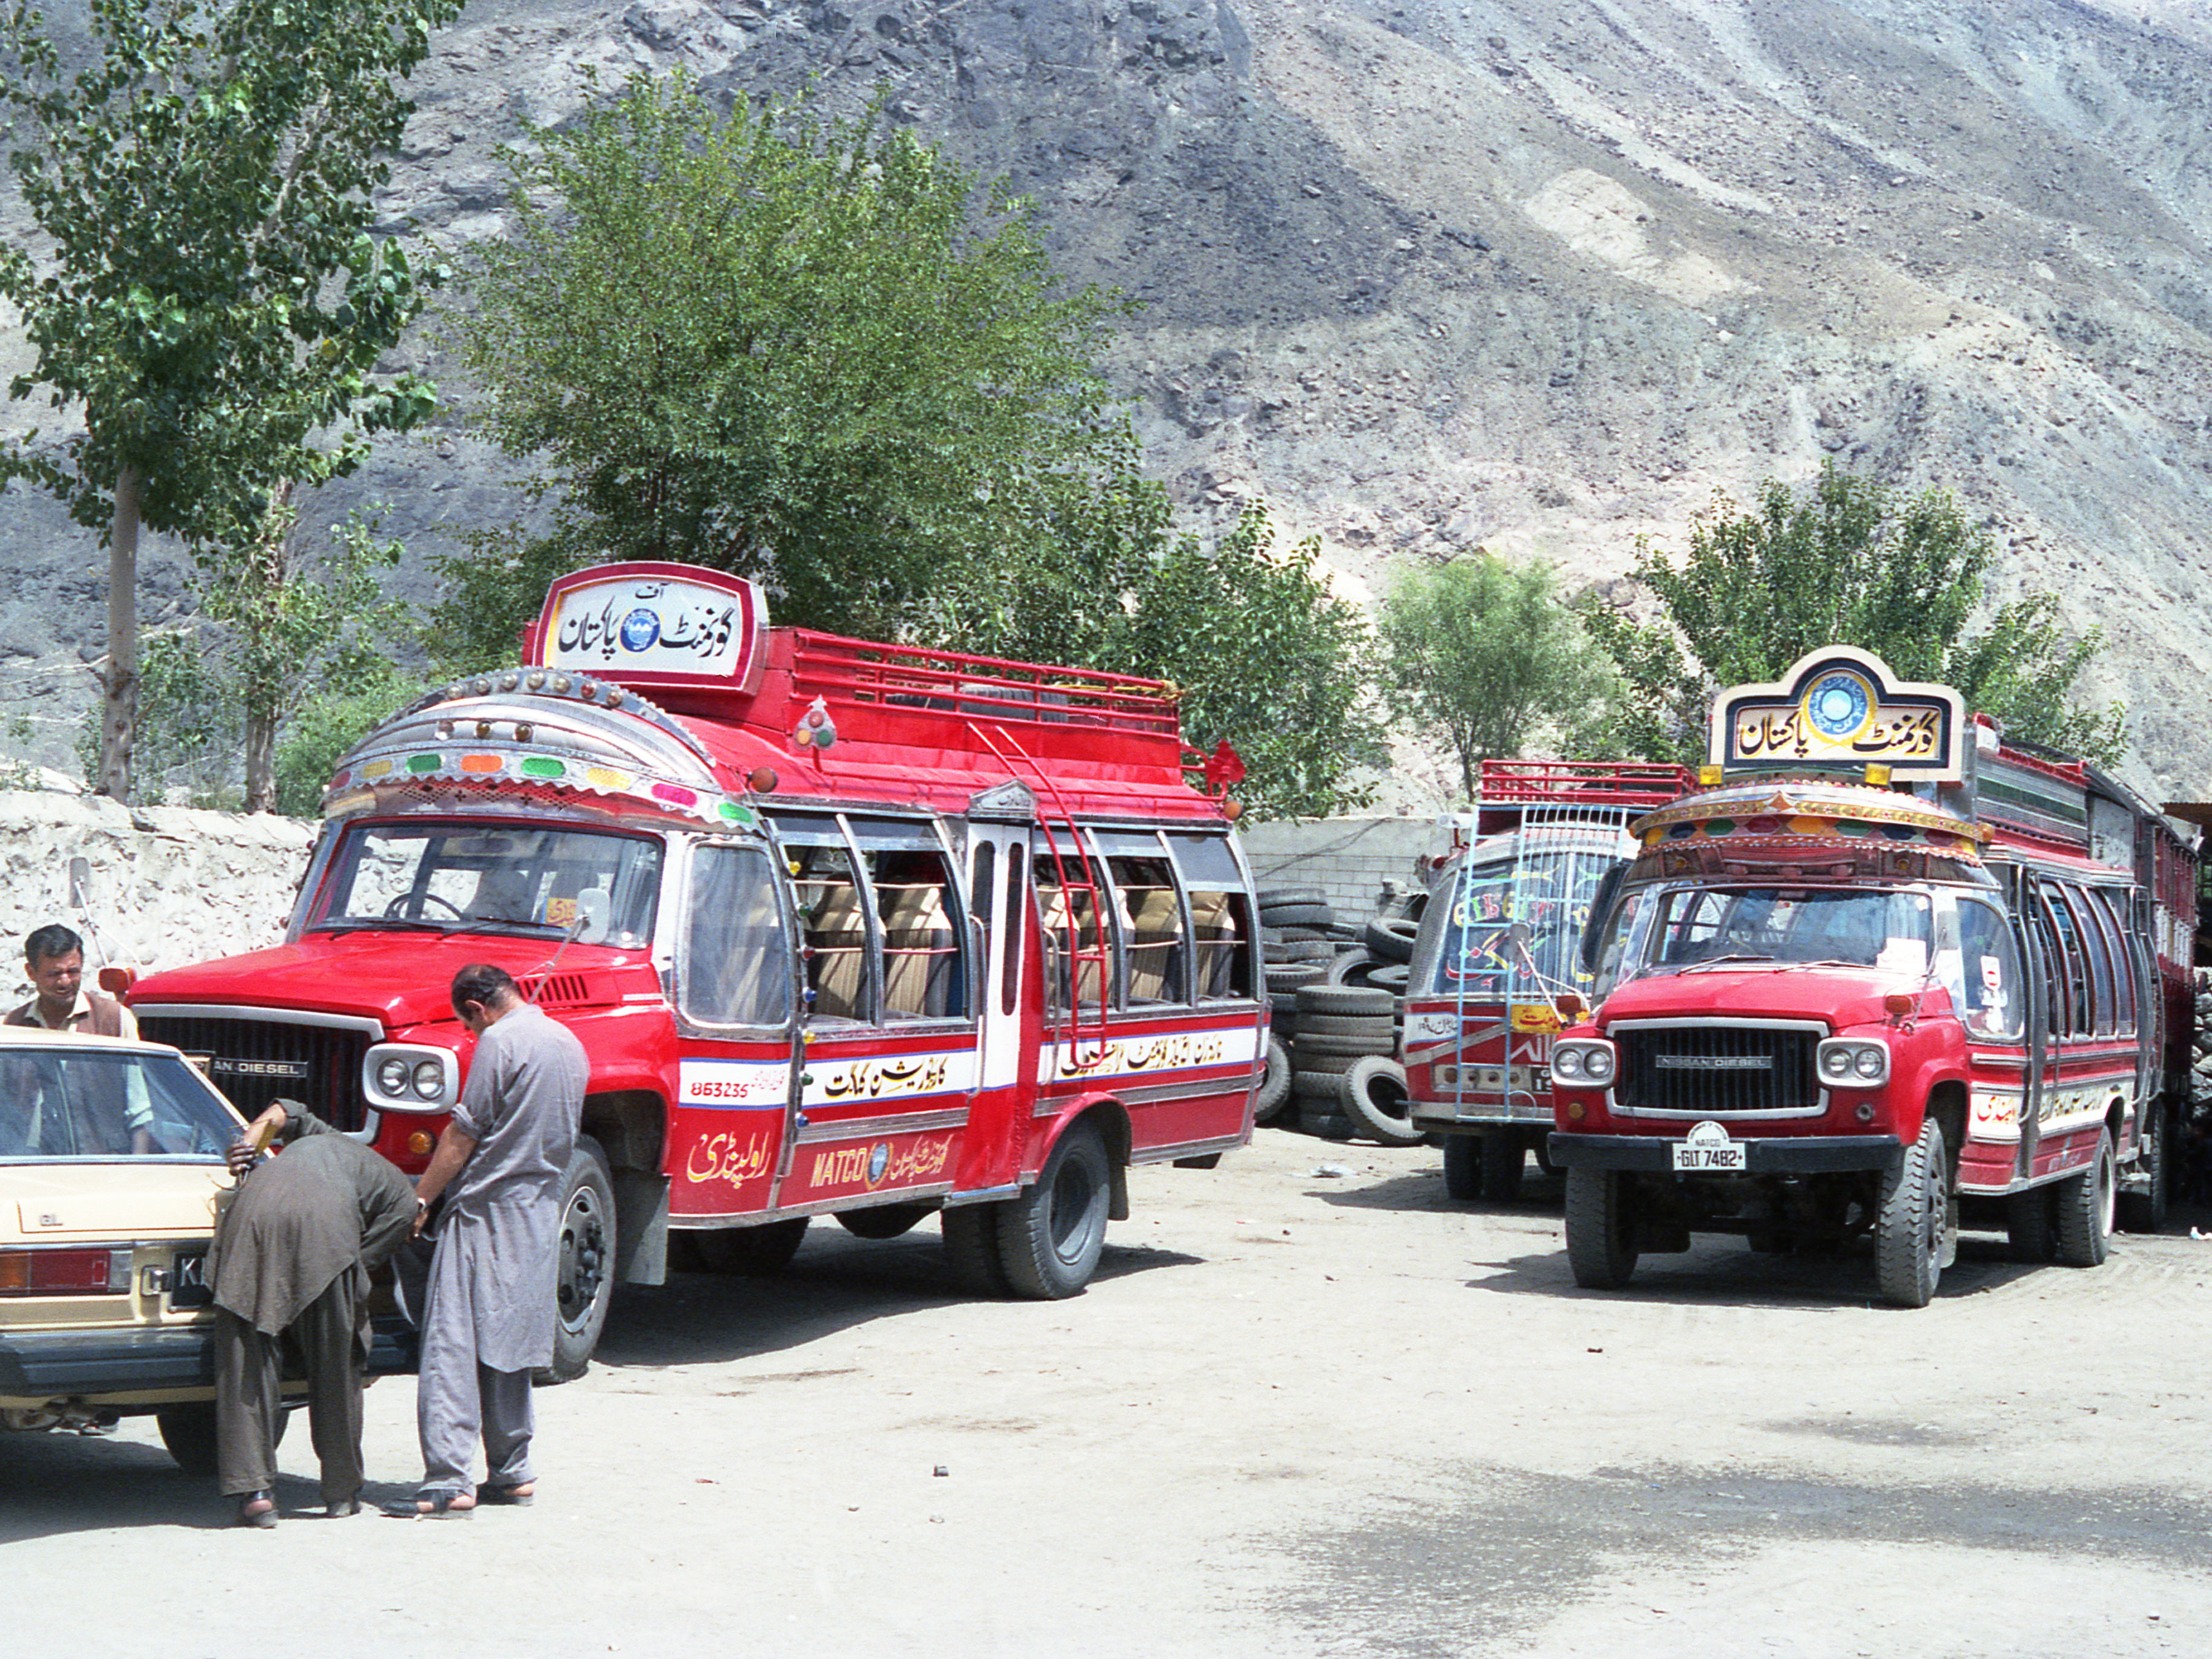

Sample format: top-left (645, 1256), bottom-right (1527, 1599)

top-left (0, 791), bottom-right (317, 1007)
top-left (1237, 816), bottom-right (1446, 924)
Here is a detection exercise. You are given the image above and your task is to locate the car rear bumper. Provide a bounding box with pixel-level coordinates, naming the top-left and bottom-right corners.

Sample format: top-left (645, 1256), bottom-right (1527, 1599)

top-left (0, 1315), bottom-right (416, 1405)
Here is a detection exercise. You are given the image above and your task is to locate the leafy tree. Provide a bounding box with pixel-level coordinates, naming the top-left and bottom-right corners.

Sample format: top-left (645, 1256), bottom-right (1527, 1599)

top-left (276, 659), bottom-right (419, 816)
top-left (0, 0), bottom-right (454, 800)
top-left (441, 68), bottom-right (1126, 646)
top-left (1584, 463), bottom-right (2124, 765)
top-left (1378, 553), bottom-right (1618, 801)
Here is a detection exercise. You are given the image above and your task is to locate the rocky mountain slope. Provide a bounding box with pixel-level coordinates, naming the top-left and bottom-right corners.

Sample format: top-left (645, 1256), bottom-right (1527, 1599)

top-left (3, 0), bottom-right (2209, 809)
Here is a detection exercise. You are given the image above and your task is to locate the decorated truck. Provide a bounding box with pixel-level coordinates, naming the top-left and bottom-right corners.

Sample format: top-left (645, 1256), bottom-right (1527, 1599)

top-left (126, 563), bottom-right (1265, 1375)
top-left (1402, 760), bottom-right (1691, 1201)
top-left (1546, 648), bottom-right (2197, 1307)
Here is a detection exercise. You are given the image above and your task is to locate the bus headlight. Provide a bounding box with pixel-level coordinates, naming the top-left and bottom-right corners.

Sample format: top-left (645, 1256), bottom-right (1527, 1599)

top-left (1817, 1038), bottom-right (1890, 1087)
top-left (1552, 1040), bottom-right (1616, 1088)
top-left (364, 1044), bottom-right (457, 1113)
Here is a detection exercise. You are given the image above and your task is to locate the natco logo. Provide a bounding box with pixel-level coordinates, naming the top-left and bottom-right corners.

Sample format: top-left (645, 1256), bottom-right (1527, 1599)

top-left (1653, 1054), bottom-right (1772, 1071)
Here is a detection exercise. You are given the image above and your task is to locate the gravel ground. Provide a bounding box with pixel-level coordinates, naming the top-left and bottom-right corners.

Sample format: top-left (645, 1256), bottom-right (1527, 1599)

top-left (7, 1127), bottom-right (2211, 1658)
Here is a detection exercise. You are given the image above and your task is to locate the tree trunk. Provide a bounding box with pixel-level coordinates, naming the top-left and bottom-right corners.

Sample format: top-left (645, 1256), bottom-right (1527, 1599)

top-left (243, 690), bottom-right (278, 814)
top-left (98, 463), bottom-right (142, 802)
top-left (241, 482), bottom-right (295, 814)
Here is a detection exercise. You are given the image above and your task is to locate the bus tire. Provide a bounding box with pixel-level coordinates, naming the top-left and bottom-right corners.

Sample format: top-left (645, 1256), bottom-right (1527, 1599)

top-left (1253, 1036), bottom-right (1293, 1124)
top-left (1875, 1118), bottom-right (1947, 1308)
top-left (2006, 1185), bottom-right (2058, 1262)
top-left (2056, 1131), bottom-right (2115, 1268)
top-left (836, 1202), bottom-right (935, 1240)
top-left (1563, 1168), bottom-right (1637, 1289)
top-left (2116, 1101), bottom-right (2172, 1235)
top-left (997, 1120), bottom-right (1112, 1298)
top-left (1443, 1134), bottom-right (1481, 1200)
top-left (1479, 1129), bottom-right (1525, 1203)
top-left (1339, 1056), bottom-right (1421, 1145)
top-left (694, 1216), bottom-right (809, 1275)
top-left (939, 1203), bottom-right (1009, 1295)
top-left (542, 1137), bottom-right (617, 1383)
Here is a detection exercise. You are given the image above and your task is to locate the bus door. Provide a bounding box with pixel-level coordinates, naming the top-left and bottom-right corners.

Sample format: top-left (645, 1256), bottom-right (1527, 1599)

top-left (765, 810), bottom-right (978, 1214)
top-left (956, 812), bottom-right (1040, 1190)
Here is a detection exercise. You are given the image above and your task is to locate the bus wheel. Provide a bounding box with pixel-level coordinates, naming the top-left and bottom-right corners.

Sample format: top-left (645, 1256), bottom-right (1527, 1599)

top-left (1479, 1130), bottom-right (1526, 1203)
top-left (1875, 1118), bottom-right (1947, 1308)
top-left (997, 1121), bottom-right (1110, 1299)
top-left (694, 1217), bottom-right (809, 1275)
top-left (1442, 1135), bottom-right (1480, 1201)
top-left (2006, 1185), bottom-right (2058, 1262)
top-left (941, 1203), bottom-right (1009, 1297)
top-left (836, 1203), bottom-right (934, 1240)
top-left (543, 1138), bottom-right (617, 1383)
top-left (2055, 1132), bottom-right (2115, 1268)
top-left (1563, 1168), bottom-right (1638, 1289)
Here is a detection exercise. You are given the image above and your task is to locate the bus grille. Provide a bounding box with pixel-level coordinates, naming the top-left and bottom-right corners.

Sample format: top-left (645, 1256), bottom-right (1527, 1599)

top-left (136, 1014), bottom-right (373, 1133)
top-left (1616, 1024), bottom-right (1821, 1115)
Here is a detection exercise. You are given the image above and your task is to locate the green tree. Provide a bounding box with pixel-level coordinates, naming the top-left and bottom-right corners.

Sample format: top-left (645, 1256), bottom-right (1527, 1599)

top-left (1584, 463), bottom-right (2124, 765)
top-left (276, 659), bottom-right (418, 816)
top-left (0, 0), bottom-right (453, 800)
top-left (1378, 553), bottom-right (1618, 801)
top-left (440, 68), bottom-right (1126, 648)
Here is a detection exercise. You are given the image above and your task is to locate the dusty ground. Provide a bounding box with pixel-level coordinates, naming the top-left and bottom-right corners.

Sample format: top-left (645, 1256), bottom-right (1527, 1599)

top-left (6, 1127), bottom-right (2211, 1658)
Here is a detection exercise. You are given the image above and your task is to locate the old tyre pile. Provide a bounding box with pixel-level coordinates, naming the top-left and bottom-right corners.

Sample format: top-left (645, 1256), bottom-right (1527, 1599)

top-left (2185, 973), bottom-right (2212, 1206)
top-left (1257, 886), bottom-right (1422, 1144)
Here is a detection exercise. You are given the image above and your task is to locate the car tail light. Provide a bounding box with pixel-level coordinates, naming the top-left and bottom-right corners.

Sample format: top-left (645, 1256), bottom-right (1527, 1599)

top-left (0, 1248), bottom-right (134, 1295)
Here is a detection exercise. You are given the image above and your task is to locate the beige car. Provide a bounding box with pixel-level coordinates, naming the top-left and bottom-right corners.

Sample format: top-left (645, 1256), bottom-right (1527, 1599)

top-left (0, 1025), bottom-right (247, 1472)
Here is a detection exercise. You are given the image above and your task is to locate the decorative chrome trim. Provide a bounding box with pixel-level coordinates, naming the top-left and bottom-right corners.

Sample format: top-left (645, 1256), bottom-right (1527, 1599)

top-left (792, 1108), bottom-right (967, 1143)
top-left (135, 1003), bottom-right (384, 1038)
top-left (1128, 1132), bottom-right (1246, 1164)
top-left (1606, 1016), bottom-right (1829, 1120)
top-left (940, 1184), bottom-right (1021, 1208)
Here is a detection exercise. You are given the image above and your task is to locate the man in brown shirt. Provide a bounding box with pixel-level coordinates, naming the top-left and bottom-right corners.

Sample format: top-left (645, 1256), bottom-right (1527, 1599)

top-left (210, 1099), bottom-right (418, 1526)
top-left (5, 924), bottom-right (136, 1038)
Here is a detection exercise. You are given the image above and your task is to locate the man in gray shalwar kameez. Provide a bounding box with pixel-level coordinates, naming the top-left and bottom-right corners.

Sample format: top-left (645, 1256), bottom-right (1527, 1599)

top-left (210, 1099), bottom-right (418, 1526)
top-left (387, 963), bottom-right (584, 1518)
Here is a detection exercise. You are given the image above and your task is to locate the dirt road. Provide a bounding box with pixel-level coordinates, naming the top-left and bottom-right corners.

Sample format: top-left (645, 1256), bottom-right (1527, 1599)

top-left (7, 1128), bottom-right (2210, 1658)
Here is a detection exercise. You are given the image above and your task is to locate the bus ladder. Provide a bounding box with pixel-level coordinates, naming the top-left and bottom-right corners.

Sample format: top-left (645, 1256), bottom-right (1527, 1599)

top-left (966, 721), bottom-right (1112, 1069)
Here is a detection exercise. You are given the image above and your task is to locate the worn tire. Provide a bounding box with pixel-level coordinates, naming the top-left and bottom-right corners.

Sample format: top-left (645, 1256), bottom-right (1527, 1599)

top-left (1293, 985), bottom-right (1396, 1018)
top-left (836, 1202), bottom-right (934, 1240)
top-left (1361, 917), bottom-right (1420, 964)
top-left (1875, 1118), bottom-right (1947, 1309)
top-left (1253, 1036), bottom-right (1293, 1124)
top-left (1479, 1129), bottom-right (1526, 1203)
top-left (1262, 902), bottom-right (1335, 930)
top-left (1563, 1168), bottom-right (1638, 1290)
top-left (1295, 1013), bottom-right (1397, 1042)
top-left (156, 1402), bottom-right (222, 1477)
top-left (940, 1203), bottom-right (1009, 1296)
top-left (1290, 1049), bottom-right (1367, 1076)
top-left (1365, 964), bottom-right (1411, 996)
top-left (541, 1137), bottom-right (617, 1383)
top-left (694, 1215), bottom-right (809, 1275)
top-left (2116, 1101), bottom-right (2172, 1235)
top-left (2055, 1131), bottom-right (2115, 1268)
top-left (1442, 1134), bottom-right (1481, 1201)
top-left (2006, 1184), bottom-right (2059, 1262)
top-left (1264, 964), bottom-right (1327, 991)
top-left (1324, 950), bottom-right (1380, 986)
top-left (1339, 1056), bottom-right (1421, 1145)
top-left (997, 1121), bottom-right (1112, 1298)
top-left (1257, 885), bottom-right (1328, 910)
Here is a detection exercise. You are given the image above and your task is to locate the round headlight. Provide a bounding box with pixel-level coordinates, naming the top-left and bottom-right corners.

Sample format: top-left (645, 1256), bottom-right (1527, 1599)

top-left (376, 1057), bottom-right (411, 1096)
top-left (1853, 1047), bottom-right (1884, 1081)
top-left (1821, 1047), bottom-right (1855, 1081)
top-left (1584, 1046), bottom-right (1616, 1085)
top-left (411, 1058), bottom-right (444, 1101)
top-left (1554, 1047), bottom-right (1585, 1082)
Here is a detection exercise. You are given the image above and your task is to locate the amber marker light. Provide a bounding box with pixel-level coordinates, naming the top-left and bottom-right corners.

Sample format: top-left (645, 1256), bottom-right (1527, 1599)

top-left (407, 1131), bottom-right (434, 1156)
top-left (1884, 993), bottom-right (1915, 1017)
top-left (1222, 798), bottom-right (1244, 821)
top-left (1565, 1100), bottom-right (1586, 1121)
top-left (748, 767), bottom-right (780, 794)
top-left (1553, 992), bottom-right (1585, 1022)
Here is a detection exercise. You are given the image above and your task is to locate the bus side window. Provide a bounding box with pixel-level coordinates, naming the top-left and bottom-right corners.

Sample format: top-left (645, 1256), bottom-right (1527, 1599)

top-left (1954, 898), bottom-right (2023, 1040)
top-left (868, 847), bottom-right (964, 1022)
top-left (1109, 855), bottom-right (1185, 1006)
top-left (2088, 888), bottom-right (2137, 1035)
top-left (1167, 833), bottom-right (1254, 1002)
top-left (794, 843), bottom-right (870, 1022)
top-left (1001, 844), bottom-right (1027, 1017)
top-left (2062, 885), bottom-right (2117, 1037)
top-left (679, 843), bottom-right (793, 1029)
top-left (1035, 855), bottom-right (1109, 1015)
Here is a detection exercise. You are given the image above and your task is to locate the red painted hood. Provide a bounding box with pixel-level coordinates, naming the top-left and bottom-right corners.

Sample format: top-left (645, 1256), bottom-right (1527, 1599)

top-left (128, 932), bottom-right (645, 1035)
top-left (1595, 964), bottom-right (1933, 1033)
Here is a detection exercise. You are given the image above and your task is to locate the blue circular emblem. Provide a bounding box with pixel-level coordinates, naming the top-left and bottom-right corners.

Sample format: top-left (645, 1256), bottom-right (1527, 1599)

top-left (1805, 671), bottom-right (1871, 740)
top-left (618, 608), bottom-right (662, 652)
top-left (866, 1143), bottom-right (891, 1185)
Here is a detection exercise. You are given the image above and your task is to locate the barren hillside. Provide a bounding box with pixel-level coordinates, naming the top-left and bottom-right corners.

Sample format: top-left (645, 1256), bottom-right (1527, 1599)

top-left (3, 0), bottom-right (2209, 807)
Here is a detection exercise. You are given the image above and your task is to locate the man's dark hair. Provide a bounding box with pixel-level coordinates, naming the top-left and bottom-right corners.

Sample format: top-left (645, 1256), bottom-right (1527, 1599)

top-left (451, 962), bottom-right (521, 1014)
top-left (24, 924), bottom-right (82, 965)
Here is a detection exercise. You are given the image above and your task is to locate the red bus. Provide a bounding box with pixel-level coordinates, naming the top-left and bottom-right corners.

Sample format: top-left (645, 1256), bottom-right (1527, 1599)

top-left (128, 563), bottom-right (1264, 1374)
top-left (1548, 648), bottom-right (2197, 1306)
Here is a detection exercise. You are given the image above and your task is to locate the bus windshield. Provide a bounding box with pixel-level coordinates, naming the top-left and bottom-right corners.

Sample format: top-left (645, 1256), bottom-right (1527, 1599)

top-left (1593, 884), bottom-right (1934, 995)
top-left (311, 823), bottom-right (663, 948)
top-left (1414, 845), bottom-right (1622, 1002)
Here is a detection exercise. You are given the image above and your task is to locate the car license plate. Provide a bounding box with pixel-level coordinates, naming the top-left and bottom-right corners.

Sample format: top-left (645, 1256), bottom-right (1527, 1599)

top-left (170, 1250), bottom-right (212, 1310)
top-left (1673, 1121), bottom-right (1745, 1172)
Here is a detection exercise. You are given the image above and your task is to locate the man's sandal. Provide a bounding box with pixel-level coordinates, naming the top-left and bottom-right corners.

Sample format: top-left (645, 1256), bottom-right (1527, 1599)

top-left (236, 1490), bottom-right (277, 1528)
top-left (478, 1482), bottom-right (534, 1507)
top-left (380, 1490), bottom-right (474, 1519)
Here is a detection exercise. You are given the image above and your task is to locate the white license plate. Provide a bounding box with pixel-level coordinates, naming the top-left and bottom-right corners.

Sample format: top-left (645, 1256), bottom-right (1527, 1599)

top-left (1673, 1145), bottom-right (1747, 1172)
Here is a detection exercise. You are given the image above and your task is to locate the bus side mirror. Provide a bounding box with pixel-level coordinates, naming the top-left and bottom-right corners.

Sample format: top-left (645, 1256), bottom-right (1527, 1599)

top-left (1579, 862), bottom-right (1627, 980)
top-left (572, 888), bottom-right (610, 947)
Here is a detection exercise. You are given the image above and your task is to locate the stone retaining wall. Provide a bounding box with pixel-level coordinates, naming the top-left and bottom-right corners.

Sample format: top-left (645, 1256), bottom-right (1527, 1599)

top-left (0, 791), bottom-right (317, 1006)
top-left (1237, 816), bottom-right (1445, 923)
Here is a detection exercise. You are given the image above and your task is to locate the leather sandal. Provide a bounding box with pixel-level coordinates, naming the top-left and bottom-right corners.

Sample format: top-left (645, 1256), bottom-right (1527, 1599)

top-left (478, 1482), bottom-right (534, 1506)
top-left (380, 1490), bottom-right (474, 1519)
top-left (237, 1490), bottom-right (277, 1528)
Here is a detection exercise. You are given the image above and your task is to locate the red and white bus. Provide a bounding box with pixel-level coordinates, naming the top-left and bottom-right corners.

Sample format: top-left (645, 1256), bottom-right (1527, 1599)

top-left (1547, 648), bottom-right (2197, 1306)
top-left (128, 563), bottom-right (1264, 1374)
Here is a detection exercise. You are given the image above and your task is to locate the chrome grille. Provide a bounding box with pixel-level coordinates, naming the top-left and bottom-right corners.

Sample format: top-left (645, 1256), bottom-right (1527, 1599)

top-left (136, 1013), bottom-right (373, 1132)
top-left (1617, 1024), bottom-right (1819, 1114)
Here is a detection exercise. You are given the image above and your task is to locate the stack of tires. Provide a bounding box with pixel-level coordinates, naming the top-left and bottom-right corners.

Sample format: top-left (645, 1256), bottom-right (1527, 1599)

top-left (1255, 886), bottom-right (1338, 1130)
top-left (2186, 971), bottom-right (2212, 1206)
top-left (1286, 984), bottom-right (1418, 1146)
